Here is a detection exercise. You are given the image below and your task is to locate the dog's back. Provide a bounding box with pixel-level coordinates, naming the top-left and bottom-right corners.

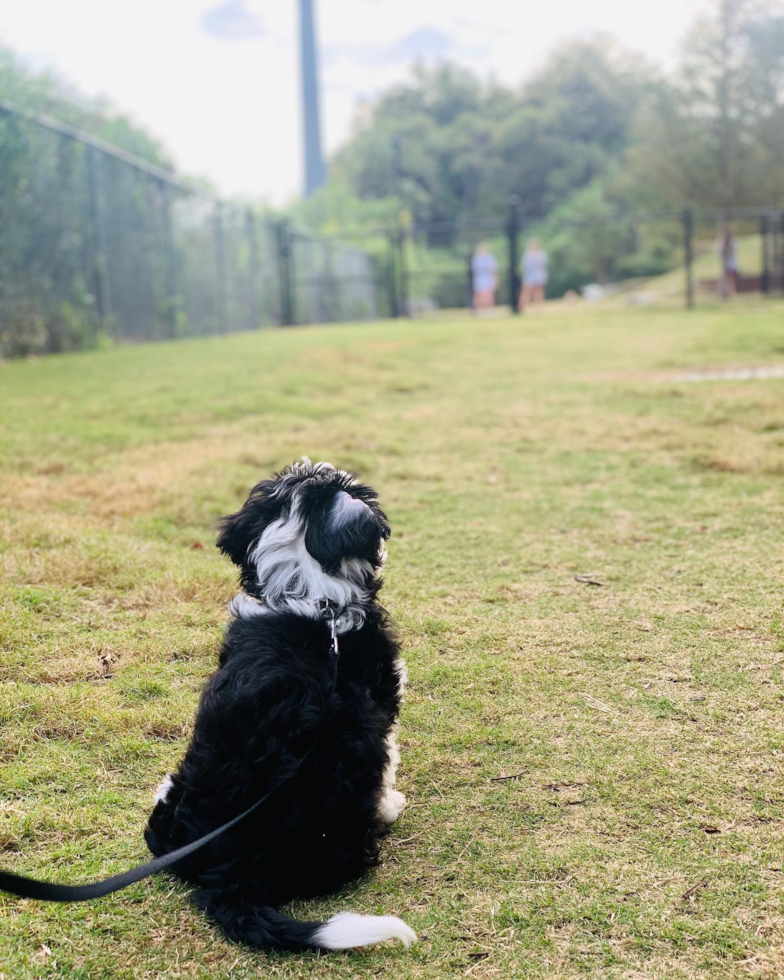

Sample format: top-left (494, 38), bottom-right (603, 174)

top-left (145, 462), bottom-right (415, 951)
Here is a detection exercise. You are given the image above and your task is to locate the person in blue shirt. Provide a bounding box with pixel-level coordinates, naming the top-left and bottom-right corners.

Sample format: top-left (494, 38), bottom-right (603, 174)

top-left (471, 242), bottom-right (499, 313)
top-left (519, 239), bottom-right (549, 311)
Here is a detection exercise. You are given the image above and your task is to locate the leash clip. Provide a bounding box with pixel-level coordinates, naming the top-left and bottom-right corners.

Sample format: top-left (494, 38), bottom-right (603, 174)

top-left (317, 598), bottom-right (340, 657)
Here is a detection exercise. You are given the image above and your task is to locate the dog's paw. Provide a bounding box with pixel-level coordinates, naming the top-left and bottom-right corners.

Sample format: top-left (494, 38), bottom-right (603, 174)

top-left (153, 774), bottom-right (174, 804)
top-left (378, 789), bottom-right (406, 824)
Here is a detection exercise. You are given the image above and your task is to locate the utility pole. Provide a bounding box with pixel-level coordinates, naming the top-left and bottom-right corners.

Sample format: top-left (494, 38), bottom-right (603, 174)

top-left (717, 0), bottom-right (737, 214)
top-left (299, 0), bottom-right (326, 197)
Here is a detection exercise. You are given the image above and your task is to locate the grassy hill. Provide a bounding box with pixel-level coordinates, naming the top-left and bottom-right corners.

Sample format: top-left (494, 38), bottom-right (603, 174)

top-left (604, 234), bottom-right (766, 307)
top-left (2, 302), bottom-right (784, 979)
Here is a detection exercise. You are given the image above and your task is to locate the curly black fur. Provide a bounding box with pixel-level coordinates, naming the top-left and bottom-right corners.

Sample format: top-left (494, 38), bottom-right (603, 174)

top-left (144, 461), bottom-right (413, 952)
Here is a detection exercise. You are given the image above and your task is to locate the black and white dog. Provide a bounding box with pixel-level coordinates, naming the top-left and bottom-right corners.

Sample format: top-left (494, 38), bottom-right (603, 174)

top-left (144, 460), bottom-right (415, 952)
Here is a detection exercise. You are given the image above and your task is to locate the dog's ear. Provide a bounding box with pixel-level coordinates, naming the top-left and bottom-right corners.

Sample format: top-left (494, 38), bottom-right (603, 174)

top-left (216, 480), bottom-right (277, 566)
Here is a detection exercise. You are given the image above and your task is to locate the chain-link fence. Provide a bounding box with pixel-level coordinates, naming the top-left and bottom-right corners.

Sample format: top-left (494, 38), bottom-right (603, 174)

top-left (0, 101), bottom-right (382, 357)
top-left (400, 205), bottom-right (784, 317)
top-left (2, 98), bottom-right (783, 359)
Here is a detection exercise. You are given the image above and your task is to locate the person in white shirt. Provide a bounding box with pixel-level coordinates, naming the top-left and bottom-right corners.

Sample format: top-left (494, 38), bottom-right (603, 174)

top-left (715, 228), bottom-right (738, 299)
top-left (471, 242), bottom-right (499, 313)
top-left (519, 239), bottom-right (549, 311)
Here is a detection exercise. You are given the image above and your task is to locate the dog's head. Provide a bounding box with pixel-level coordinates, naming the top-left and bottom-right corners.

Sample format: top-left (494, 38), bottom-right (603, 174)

top-left (218, 460), bottom-right (390, 608)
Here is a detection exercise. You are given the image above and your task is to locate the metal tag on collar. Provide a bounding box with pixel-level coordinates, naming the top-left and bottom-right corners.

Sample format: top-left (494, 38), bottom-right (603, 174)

top-left (318, 599), bottom-right (340, 657)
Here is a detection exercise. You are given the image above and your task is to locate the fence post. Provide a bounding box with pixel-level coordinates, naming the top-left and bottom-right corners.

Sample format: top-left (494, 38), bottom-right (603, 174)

top-left (682, 208), bottom-right (694, 309)
top-left (87, 146), bottom-right (113, 333)
top-left (161, 183), bottom-right (179, 338)
top-left (317, 240), bottom-right (328, 323)
top-left (213, 202), bottom-right (227, 331)
top-left (396, 227), bottom-right (410, 318)
top-left (507, 196), bottom-right (521, 314)
top-left (386, 231), bottom-right (400, 318)
top-left (779, 212), bottom-right (784, 294)
top-left (760, 213), bottom-right (770, 296)
top-left (276, 221), bottom-right (295, 326)
top-left (328, 240), bottom-right (343, 323)
top-left (245, 207), bottom-right (261, 329)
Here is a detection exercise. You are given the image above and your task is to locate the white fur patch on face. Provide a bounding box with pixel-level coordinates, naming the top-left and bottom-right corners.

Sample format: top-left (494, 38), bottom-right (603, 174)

top-left (314, 912), bottom-right (417, 950)
top-left (154, 774), bottom-right (174, 804)
top-left (233, 499), bottom-right (373, 632)
top-left (330, 490), bottom-right (370, 527)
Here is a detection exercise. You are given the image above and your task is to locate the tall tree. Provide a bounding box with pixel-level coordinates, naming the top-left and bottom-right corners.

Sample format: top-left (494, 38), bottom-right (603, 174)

top-left (331, 44), bottom-right (651, 228)
top-left (625, 0), bottom-right (784, 207)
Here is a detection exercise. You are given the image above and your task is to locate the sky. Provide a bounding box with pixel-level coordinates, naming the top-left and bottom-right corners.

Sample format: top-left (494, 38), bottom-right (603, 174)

top-left (1, 0), bottom-right (705, 204)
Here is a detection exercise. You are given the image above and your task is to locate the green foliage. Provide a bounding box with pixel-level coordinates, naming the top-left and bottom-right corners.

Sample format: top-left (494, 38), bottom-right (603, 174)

top-left (308, 2), bottom-right (784, 296)
top-left (0, 46), bottom-right (171, 167)
top-left (0, 46), bottom-right (384, 357)
top-left (614, 0), bottom-right (784, 208)
top-left (530, 177), bottom-right (681, 294)
top-left (327, 5), bottom-right (784, 224)
top-left (330, 44), bottom-right (654, 228)
top-left (2, 0), bottom-right (784, 349)
top-left (288, 181), bottom-right (400, 236)
top-left (0, 48), bottom-right (179, 357)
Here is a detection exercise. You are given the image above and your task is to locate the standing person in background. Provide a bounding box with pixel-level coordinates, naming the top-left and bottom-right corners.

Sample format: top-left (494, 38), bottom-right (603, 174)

top-left (717, 227), bottom-right (738, 299)
top-left (471, 242), bottom-right (499, 313)
top-left (519, 239), bottom-right (549, 311)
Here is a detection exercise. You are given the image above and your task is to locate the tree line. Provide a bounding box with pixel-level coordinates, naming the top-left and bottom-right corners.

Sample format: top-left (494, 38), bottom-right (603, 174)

top-left (1, 0), bottom-right (783, 355)
top-left (290, 0), bottom-right (784, 300)
top-left (302, 0), bottom-right (784, 231)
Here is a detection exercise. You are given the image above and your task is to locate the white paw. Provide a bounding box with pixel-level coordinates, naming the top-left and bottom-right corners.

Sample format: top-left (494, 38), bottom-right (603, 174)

top-left (153, 774), bottom-right (174, 804)
top-left (378, 789), bottom-right (406, 825)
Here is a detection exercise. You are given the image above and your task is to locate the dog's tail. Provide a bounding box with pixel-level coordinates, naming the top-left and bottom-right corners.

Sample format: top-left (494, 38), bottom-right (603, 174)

top-left (193, 886), bottom-right (417, 952)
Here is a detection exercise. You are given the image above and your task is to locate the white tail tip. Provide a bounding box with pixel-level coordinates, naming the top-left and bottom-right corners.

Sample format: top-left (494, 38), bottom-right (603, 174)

top-left (314, 912), bottom-right (417, 950)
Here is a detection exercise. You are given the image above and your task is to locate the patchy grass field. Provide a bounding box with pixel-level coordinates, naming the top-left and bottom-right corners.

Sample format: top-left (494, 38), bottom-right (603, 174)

top-left (1, 302), bottom-right (784, 980)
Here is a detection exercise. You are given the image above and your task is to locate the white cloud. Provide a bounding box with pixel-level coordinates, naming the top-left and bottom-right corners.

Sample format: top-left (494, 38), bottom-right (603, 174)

top-left (0, 0), bottom-right (705, 204)
top-left (201, 0), bottom-right (265, 41)
top-left (324, 27), bottom-right (464, 67)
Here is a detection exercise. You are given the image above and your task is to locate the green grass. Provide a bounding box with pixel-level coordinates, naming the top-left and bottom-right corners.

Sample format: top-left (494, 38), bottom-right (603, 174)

top-left (2, 302), bottom-right (784, 979)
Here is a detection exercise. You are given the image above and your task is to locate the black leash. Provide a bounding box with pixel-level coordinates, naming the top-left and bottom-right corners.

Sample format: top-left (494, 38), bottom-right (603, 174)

top-left (0, 604), bottom-right (342, 903)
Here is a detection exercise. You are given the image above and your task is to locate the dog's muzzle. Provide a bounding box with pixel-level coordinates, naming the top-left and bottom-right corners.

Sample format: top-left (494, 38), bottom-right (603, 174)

top-left (331, 491), bottom-right (370, 526)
